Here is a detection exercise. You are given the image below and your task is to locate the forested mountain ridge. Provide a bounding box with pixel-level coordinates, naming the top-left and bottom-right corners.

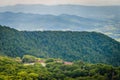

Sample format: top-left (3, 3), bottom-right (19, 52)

top-left (0, 25), bottom-right (120, 66)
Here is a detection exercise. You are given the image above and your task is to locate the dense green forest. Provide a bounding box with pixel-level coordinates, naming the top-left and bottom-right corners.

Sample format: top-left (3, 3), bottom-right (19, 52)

top-left (0, 25), bottom-right (120, 66)
top-left (0, 55), bottom-right (120, 80)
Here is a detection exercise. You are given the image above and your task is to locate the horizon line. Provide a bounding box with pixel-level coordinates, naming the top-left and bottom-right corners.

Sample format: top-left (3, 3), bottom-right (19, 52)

top-left (0, 3), bottom-right (120, 7)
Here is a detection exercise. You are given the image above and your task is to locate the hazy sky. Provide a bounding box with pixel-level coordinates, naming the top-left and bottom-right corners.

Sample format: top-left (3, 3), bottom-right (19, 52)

top-left (0, 0), bottom-right (120, 6)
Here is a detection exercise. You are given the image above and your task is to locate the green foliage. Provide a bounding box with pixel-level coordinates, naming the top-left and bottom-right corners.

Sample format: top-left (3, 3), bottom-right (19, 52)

top-left (22, 55), bottom-right (36, 63)
top-left (0, 25), bottom-right (120, 66)
top-left (0, 55), bottom-right (120, 80)
top-left (45, 58), bottom-right (54, 63)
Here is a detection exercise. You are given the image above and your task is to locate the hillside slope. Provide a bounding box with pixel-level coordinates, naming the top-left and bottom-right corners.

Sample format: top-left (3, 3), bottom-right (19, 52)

top-left (0, 25), bottom-right (120, 66)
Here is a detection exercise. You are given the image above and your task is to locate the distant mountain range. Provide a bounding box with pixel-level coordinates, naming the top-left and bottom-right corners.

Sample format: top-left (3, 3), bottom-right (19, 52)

top-left (0, 12), bottom-right (105, 31)
top-left (0, 4), bottom-right (120, 19)
top-left (0, 25), bottom-right (120, 66)
top-left (0, 4), bottom-right (119, 41)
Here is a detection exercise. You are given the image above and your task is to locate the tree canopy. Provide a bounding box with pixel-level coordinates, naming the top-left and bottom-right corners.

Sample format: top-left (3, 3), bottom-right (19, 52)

top-left (0, 55), bottom-right (120, 80)
top-left (0, 25), bottom-right (120, 66)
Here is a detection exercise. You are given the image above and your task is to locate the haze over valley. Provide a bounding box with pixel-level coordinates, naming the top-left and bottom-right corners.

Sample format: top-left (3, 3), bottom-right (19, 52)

top-left (0, 4), bottom-right (120, 41)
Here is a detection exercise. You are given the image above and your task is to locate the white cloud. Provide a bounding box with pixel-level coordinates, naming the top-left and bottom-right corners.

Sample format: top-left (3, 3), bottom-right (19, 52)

top-left (116, 38), bottom-right (120, 42)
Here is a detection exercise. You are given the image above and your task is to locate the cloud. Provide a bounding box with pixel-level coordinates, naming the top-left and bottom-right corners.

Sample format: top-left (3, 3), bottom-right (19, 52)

top-left (87, 25), bottom-right (120, 42)
top-left (0, 0), bottom-right (120, 6)
top-left (116, 38), bottom-right (120, 42)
